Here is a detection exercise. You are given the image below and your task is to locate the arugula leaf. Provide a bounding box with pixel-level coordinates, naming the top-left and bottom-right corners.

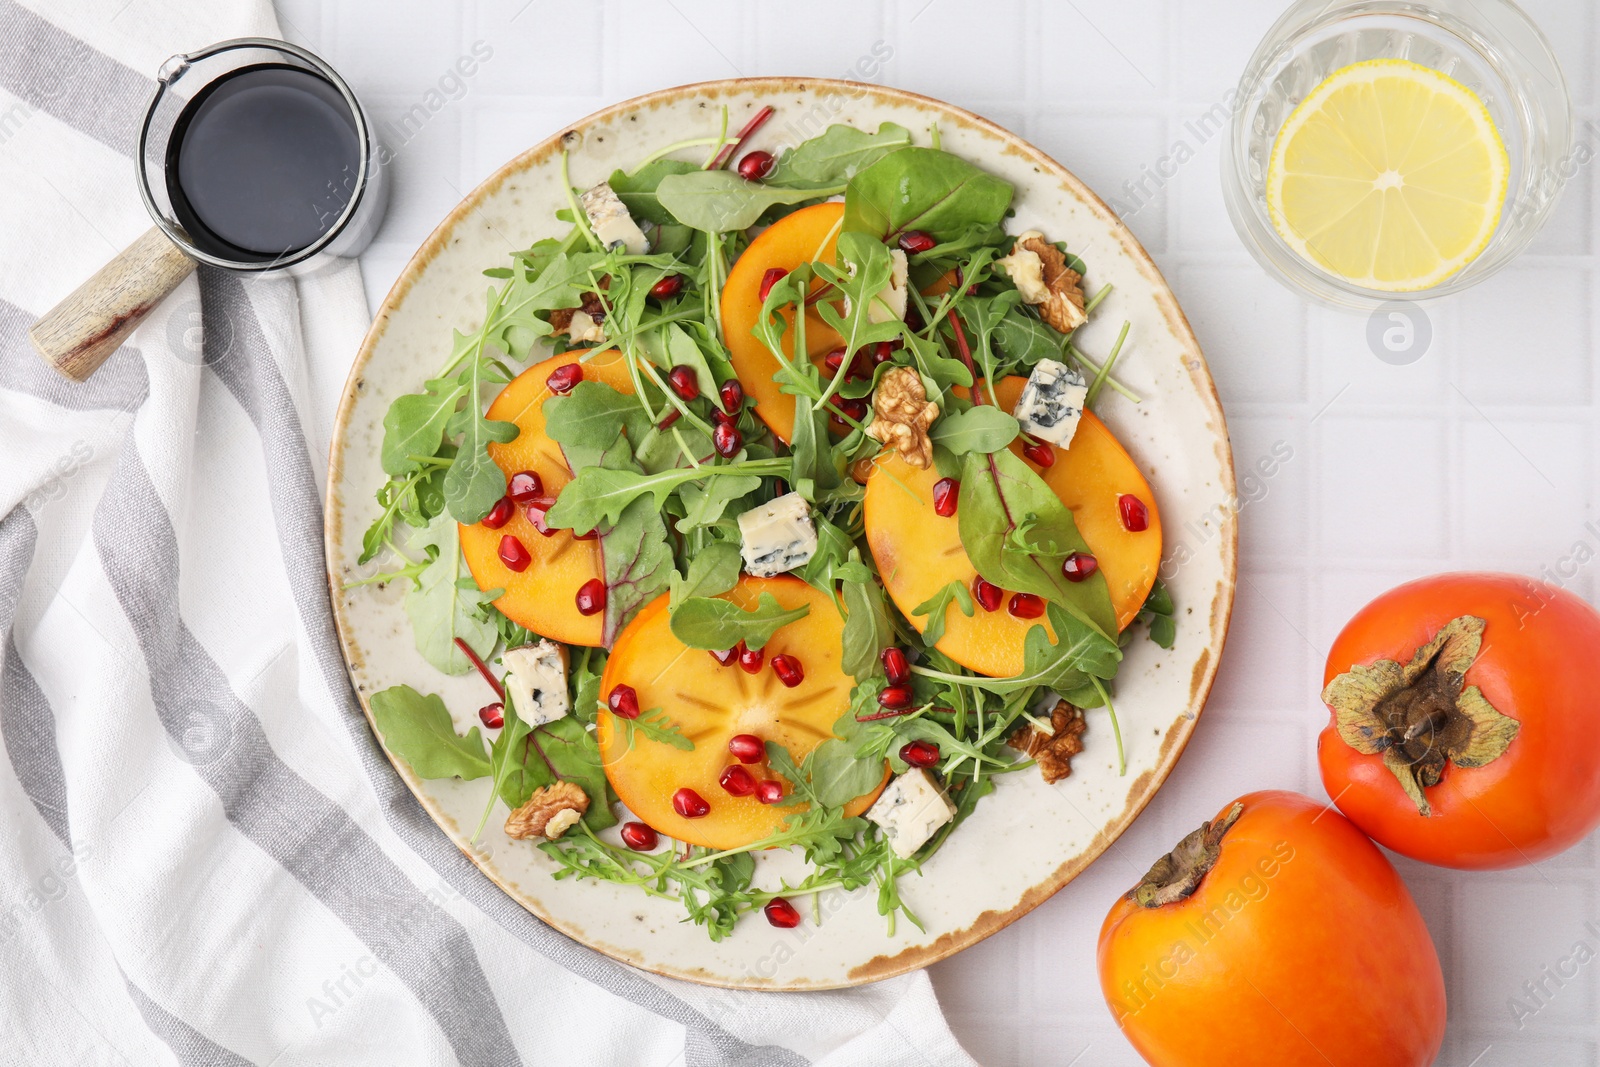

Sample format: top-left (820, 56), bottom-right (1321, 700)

top-left (957, 448), bottom-right (1117, 637)
top-left (676, 475), bottom-right (759, 532)
top-left (1136, 579), bottom-right (1177, 649)
top-left (669, 541), bottom-right (742, 605)
top-left (381, 377), bottom-right (468, 476)
top-left (807, 737), bottom-right (889, 810)
top-left (842, 147), bottom-right (1014, 242)
top-left (543, 380), bottom-right (642, 455)
top-left (656, 170), bottom-right (841, 233)
top-left (767, 122), bottom-right (913, 188)
top-left (921, 603), bottom-right (1120, 694)
top-left (911, 579), bottom-right (975, 646)
top-left (670, 592), bottom-right (810, 651)
top-left (606, 160), bottom-right (698, 224)
top-left (546, 459), bottom-right (788, 533)
top-left (929, 405), bottom-right (1020, 455)
top-left (402, 514), bottom-right (499, 674)
top-left (612, 706), bottom-right (695, 753)
top-left (536, 717), bottom-right (617, 829)
top-left (370, 685), bottom-right (491, 780)
top-left (840, 566), bottom-right (894, 680)
top-left (442, 366), bottom-right (519, 524)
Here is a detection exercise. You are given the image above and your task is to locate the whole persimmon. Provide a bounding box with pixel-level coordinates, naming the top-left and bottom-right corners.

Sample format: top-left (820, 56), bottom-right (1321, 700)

top-left (1319, 571), bottom-right (1600, 869)
top-left (1098, 791), bottom-right (1444, 1067)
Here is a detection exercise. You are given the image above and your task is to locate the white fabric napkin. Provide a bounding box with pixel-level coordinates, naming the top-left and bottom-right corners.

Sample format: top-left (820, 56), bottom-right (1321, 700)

top-left (0, 1), bottom-right (979, 1063)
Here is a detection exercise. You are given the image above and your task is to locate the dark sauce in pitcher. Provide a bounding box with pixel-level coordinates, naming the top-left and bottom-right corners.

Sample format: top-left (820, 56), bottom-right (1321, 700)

top-left (165, 63), bottom-right (361, 263)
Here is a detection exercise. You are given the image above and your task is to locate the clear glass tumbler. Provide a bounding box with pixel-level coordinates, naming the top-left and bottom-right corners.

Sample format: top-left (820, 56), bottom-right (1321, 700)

top-left (1222, 0), bottom-right (1573, 308)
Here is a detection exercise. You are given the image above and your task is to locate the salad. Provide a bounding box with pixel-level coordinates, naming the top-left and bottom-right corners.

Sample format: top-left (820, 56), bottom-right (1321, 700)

top-left (357, 106), bottom-right (1172, 941)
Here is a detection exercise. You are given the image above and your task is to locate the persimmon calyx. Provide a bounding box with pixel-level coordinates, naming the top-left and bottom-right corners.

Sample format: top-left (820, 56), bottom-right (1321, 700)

top-left (1322, 614), bottom-right (1520, 817)
top-left (1132, 802), bottom-right (1243, 908)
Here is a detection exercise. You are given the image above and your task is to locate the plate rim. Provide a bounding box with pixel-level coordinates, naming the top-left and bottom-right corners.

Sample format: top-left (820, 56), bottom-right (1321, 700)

top-left (323, 75), bottom-right (1239, 989)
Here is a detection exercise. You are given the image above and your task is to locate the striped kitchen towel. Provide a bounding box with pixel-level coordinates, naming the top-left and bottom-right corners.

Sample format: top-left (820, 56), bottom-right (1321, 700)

top-left (0, 1), bottom-right (977, 1064)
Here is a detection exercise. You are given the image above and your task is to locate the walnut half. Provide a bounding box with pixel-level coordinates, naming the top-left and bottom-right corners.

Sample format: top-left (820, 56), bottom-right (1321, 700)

top-left (996, 231), bottom-right (1087, 334)
top-left (504, 781), bottom-right (590, 841)
top-left (1008, 700), bottom-right (1087, 784)
top-left (865, 366), bottom-right (940, 469)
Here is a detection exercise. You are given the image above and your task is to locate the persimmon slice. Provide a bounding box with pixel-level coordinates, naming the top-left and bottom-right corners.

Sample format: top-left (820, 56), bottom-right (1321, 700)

top-left (598, 576), bottom-right (886, 849)
top-left (460, 348), bottom-right (634, 648)
top-left (720, 202), bottom-right (845, 443)
top-left (863, 377), bottom-right (1162, 677)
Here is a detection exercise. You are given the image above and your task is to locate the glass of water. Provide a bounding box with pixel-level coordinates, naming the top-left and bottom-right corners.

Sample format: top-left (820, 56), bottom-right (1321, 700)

top-left (1222, 0), bottom-right (1573, 308)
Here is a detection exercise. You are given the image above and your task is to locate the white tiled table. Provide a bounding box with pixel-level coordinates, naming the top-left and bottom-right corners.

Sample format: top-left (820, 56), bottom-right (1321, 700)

top-left (274, 1), bottom-right (1600, 1063)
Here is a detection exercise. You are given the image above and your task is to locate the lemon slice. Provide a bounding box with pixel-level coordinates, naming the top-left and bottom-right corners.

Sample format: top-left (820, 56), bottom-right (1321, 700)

top-left (1266, 59), bottom-right (1509, 292)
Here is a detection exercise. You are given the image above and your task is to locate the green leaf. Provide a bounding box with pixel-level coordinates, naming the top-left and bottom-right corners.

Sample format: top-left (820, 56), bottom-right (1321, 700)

top-left (670, 541), bottom-right (742, 605)
top-left (370, 685), bottom-right (491, 780)
top-left (442, 358), bottom-right (519, 525)
top-left (1135, 579), bottom-right (1177, 650)
top-left (606, 160), bottom-right (699, 224)
top-left (676, 475), bottom-right (760, 532)
top-left (612, 706), bottom-right (695, 753)
top-left (669, 592), bottom-right (810, 651)
top-left (402, 514), bottom-right (498, 675)
top-left (843, 147), bottom-right (1014, 242)
top-left (930, 405), bottom-right (1020, 455)
top-left (601, 491), bottom-right (675, 647)
top-left (768, 122), bottom-right (914, 189)
top-left (924, 603), bottom-right (1119, 695)
top-left (806, 738), bottom-right (888, 810)
top-left (840, 568), bottom-right (894, 681)
top-left (381, 377), bottom-right (469, 476)
top-left (546, 460), bottom-right (788, 533)
top-left (957, 448), bottom-right (1117, 637)
top-left (656, 170), bottom-right (841, 233)
top-left (537, 717), bottom-right (617, 829)
top-left (543, 380), bottom-right (642, 455)
top-left (911, 579), bottom-right (975, 646)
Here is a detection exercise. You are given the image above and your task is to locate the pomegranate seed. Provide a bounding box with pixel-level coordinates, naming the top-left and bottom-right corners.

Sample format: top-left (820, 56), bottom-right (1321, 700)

top-left (1022, 440), bottom-right (1055, 468)
top-left (713, 421), bottom-right (743, 458)
top-left (1009, 592), bottom-right (1046, 619)
top-left (607, 684), bottom-right (640, 719)
top-left (737, 150), bottom-right (775, 181)
top-left (972, 575), bottom-right (1003, 612)
top-left (508, 470), bottom-right (544, 503)
top-left (1062, 552), bottom-right (1099, 582)
top-left (771, 654), bottom-right (804, 688)
top-left (546, 362), bottom-right (582, 395)
top-left (737, 642), bottom-right (764, 674)
top-left (756, 779), bottom-right (785, 805)
top-left (1119, 494), bottom-right (1150, 532)
top-left (482, 496), bottom-right (514, 530)
top-left (878, 684), bottom-right (914, 710)
top-left (575, 578), bottom-right (606, 616)
top-left (905, 305), bottom-right (926, 332)
top-left (672, 787), bottom-right (710, 819)
top-left (758, 267), bottom-right (787, 301)
top-left (871, 341), bottom-right (895, 365)
top-left (898, 230), bottom-right (936, 254)
top-left (824, 348), bottom-right (847, 375)
top-left (498, 535), bottom-right (531, 572)
top-left (900, 740), bottom-right (940, 768)
top-left (712, 408), bottom-right (737, 428)
top-left (524, 500), bottom-right (558, 537)
top-left (709, 648), bottom-right (738, 667)
top-left (728, 734), bottom-right (765, 764)
top-left (932, 478), bottom-right (959, 517)
top-left (649, 274), bottom-right (684, 300)
top-left (764, 897), bottom-right (801, 928)
top-left (719, 765), bottom-right (758, 797)
top-left (478, 702), bottom-right (504, 729)
top-left (880, 647), bottom-right (910, 685)
top-left (719, 379), bottom-right (744, 412)
top-left (658, 408), bottom-right (681, 431)
top-left (620, 822), bottom-right (658, 851)
top-left (667, 365), bottom-right (700, 401)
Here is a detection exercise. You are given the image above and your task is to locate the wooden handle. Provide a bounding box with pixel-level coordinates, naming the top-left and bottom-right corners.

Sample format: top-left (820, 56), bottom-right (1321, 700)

top-left (29, 226), bottom-right (197, 382)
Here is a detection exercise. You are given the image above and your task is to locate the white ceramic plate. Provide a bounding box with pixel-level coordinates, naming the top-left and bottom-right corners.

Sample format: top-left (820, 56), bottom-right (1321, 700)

top-left (325, 78), bottom-right (1237, 989)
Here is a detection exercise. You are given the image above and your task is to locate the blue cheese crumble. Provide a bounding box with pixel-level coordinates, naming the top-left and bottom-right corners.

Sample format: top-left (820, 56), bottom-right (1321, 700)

top-left (737, 492), bottom-right (818, 578)
top-left (1012, 358), bottom-right (1088, 450)
top-left (866, 769), bottom-right (958, 859)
